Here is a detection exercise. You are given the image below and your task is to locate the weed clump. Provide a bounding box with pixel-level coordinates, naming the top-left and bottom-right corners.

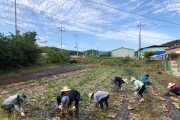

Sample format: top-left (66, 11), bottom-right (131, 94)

top-left (158, 71), bottom-right (162, 74)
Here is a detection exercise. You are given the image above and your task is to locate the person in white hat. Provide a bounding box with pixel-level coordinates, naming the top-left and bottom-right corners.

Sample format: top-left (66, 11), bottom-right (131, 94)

top-left (112, 75), bottom-right (128, 91)
top-left (57, 86), bottom-right (80, 117)
top-left (2, 93), bottom-right (27, 116)
top-left (131, 77), bottom-right (146, 102)
top-left (166, 83), bottom-right (180, 96)
top-left (88, 91), bottom-right (109, 109)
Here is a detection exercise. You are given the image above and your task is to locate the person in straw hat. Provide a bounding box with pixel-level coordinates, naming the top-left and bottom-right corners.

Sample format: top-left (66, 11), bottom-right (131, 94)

top-left (166, 83), bottom-right (180, 96)
top-left (2, 93), bottom-right (27, 116)
top-left (57, 86), bottom-right (80, 117)
top-left (88, 91), bottom-right (109, 109)
top-left (131, 77), bottom-right (146, 103)
top-left (59, 86), bottom-right (71, 96)
top-left (112, 75), bottom-right (128, 91)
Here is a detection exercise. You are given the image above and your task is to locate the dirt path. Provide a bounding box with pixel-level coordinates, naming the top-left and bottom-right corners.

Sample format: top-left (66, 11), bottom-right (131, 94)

top-left (0, 66), bottom-right (91, 86)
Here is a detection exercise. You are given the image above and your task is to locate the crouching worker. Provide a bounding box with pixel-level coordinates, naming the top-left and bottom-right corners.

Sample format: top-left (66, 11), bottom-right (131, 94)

top-left (57, 86), bottom-right (80, 117)
top-left (165, 83), bottom-right (180, 96)
top-left (131, 77), bottom-right (146, 103)
top-left (88, 91), bottom-right (109, 109)
top-left (2, 93), bottom-right (27, 116)
top-left (141, 74), bottom-right (151, 85)
top-left (113, 75), bottom-right (128, 91)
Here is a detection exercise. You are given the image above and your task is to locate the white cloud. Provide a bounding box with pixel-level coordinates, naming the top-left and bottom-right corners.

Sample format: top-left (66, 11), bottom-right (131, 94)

top-left (95, 28), bottom-right (174, 45)
top-left (1, 0), bottom-right (179, 50)
top-left (39, 36), bottom-right (49, 40)
top-left (130, 0), bottom-right (139, 2)
top-left (154, 2), bottom-right (180, 14)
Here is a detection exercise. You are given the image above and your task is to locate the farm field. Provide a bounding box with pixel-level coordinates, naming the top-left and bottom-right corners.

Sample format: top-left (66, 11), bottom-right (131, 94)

top-left (0, 65), bottom-right (179, 120)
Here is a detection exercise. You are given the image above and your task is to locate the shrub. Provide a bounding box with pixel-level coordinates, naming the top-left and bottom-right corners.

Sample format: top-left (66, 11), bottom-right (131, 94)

top-left (0, 32), bottom-right (40, 70)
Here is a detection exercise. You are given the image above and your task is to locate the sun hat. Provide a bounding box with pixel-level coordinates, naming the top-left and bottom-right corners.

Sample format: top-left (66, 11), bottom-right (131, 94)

top-left (60, 86), bottom-right (71, 92)
top-left (18, 93), bottom-right (27, 100)
top-left (88, 93), bottom-right (94, 101)
top-left (167, 83), bottom-right (175, 88)
top-left (122, 78), bottom-right (128, 83)
top-left (130, 77), bottom-right (136, 82)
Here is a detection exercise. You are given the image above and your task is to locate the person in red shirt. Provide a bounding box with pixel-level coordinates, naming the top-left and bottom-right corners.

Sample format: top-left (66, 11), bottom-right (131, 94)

top-left (167, 83), bottom-right (180, 96)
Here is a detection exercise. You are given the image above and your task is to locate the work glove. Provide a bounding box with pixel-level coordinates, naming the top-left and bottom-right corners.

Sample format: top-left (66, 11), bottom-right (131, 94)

top-left (21, 112), bottom-right (25, 116)
top-left (20, 108), bottom-right (24, 111)
top-left (58, 105), bottom-right (62, 109)
top-left (71, 106), bottom-right (76, 111)
top-left (58, 105), bottom-right (64, 111)
top-left (134, 91), bottom-right (137, 96)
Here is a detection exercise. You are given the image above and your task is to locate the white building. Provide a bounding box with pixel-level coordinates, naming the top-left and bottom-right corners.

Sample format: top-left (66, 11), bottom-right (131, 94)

top-left (111, 47), bottom-right (134, 58)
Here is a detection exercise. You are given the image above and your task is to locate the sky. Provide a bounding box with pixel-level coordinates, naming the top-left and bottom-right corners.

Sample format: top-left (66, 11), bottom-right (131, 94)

top-left (0, 0), bottom-right (180, 51)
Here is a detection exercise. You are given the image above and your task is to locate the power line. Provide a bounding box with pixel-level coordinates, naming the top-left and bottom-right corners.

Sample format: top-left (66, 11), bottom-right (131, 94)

top-left (0, 21), bottom-right (28, 32)
top-left (6, 1), bottom-right (179, 31)
top-left (4, 0), bottom-right (176, 41)
top-left (64, 0), bottom-right (180, 30)
top-left (84, 0), bottom-right (180, 26)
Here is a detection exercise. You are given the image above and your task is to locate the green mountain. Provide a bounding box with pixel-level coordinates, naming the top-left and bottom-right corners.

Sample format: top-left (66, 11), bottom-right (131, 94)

top-left (161, 39), bottom-right (180, 47)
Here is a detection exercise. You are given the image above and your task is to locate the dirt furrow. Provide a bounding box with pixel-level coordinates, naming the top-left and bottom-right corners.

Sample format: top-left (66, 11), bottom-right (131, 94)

top-left (152, 85), bottom-right (180, 120)
top-left (120, 98), bottom-right (130, 120)
top-left (0, 66), bottom-right (90, 86)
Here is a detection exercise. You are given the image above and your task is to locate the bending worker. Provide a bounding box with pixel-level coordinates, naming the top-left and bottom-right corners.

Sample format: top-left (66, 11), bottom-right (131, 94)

top-left (141, 74), bottom-right (151, 85)
top-left (57, 86), bottom-right (80, 117)
top-left (88, 91), bottom-right (109, 109)
top-left (166, 83), bottom-right (180, 96)
top-left (131, 77), bottom-right (146, 103)
top-left (113, 75), bottom-right (128, 90)
top-left (2, 93), bottom-right (27, 116)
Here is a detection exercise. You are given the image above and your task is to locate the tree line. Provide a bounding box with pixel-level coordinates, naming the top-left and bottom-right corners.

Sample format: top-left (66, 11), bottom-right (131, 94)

top-left (0, 32), bottom-right (70, 70)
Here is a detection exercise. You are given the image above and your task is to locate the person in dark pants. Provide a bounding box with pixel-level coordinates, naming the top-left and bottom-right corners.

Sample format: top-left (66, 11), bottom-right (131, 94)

top-left (2, 93), bottom-right (27, 116)
top-left (113, 76), bottom-right (128, 90)
top-left (88, 91), bottom-right (109, 109)
top-left (131, 77), bottom-right (146, 103)
top-left (57, 86), bottom-right (80, 118)
top-left (166, 83), bottom-right (180, 96)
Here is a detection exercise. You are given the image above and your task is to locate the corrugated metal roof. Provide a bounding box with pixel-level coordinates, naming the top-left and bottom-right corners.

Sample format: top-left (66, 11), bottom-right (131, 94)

top-left (111, 47), bottom-right (134, 51)
top-left (140, 45), bottom-right (167, 50)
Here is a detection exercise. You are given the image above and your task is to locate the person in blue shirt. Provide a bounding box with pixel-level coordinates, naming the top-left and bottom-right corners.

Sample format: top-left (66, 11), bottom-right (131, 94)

top-left (141, 74), bottom-right (151, 85)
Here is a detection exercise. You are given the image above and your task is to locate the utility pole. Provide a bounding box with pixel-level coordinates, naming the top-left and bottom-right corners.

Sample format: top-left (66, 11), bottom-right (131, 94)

top-left (15, 0), bottom-right (17, 35)
top-left (59, 24), bottom-right (65, 52)
top-left (97, 46), bottom-right (99, 56)
top-left (74, 34), bottom-right (78, 56)
top-left (138, 19), bottom-right (144, 59)
top-left (82, 48), bottom-right (85, 56)
top-left (91, 43), bottom-right (93, 56)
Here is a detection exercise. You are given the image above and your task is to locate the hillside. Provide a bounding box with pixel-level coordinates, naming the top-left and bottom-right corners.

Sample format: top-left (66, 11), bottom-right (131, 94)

top-left (161, 39), bottom-right (180, 47)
